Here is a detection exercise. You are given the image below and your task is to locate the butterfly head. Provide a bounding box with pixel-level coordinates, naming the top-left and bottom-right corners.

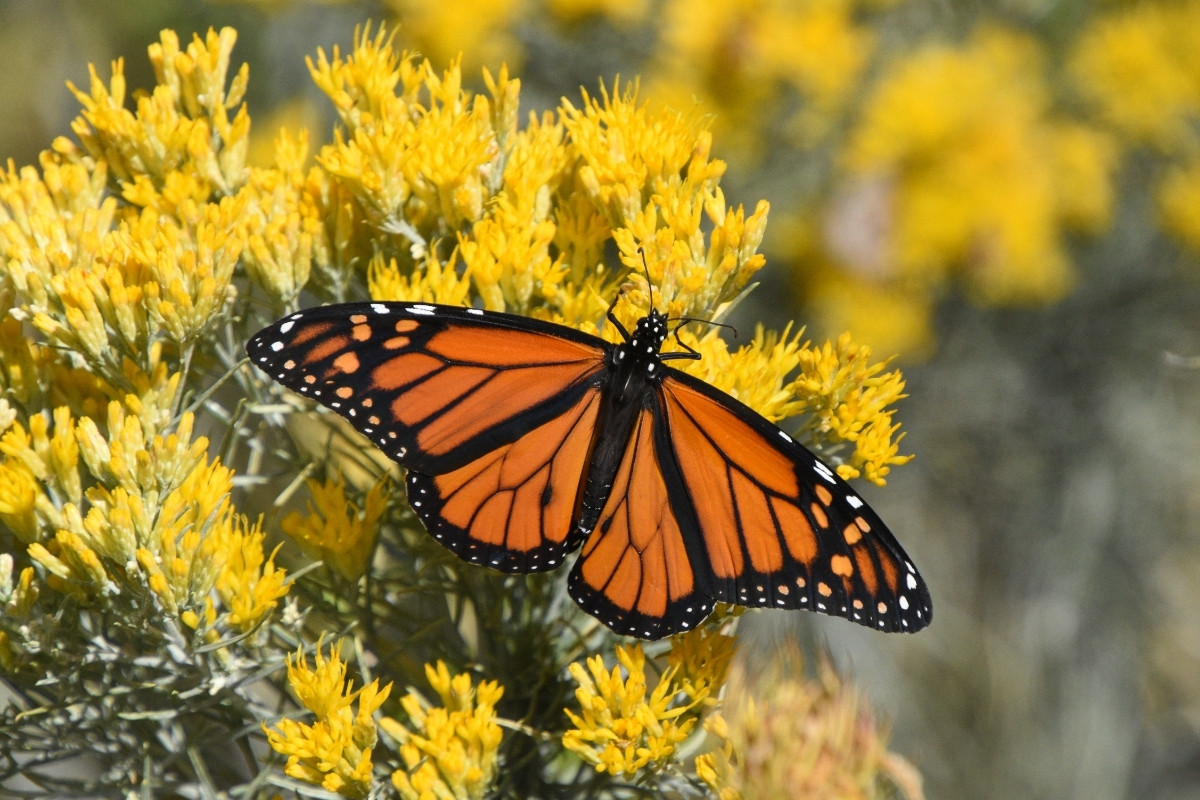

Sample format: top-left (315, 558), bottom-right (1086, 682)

top-left (610, 308), bottom-right (671, 381)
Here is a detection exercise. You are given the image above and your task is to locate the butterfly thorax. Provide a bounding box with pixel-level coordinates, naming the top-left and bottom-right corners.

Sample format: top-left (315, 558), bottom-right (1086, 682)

top-left (606, 310), bottom-right (670, 397)
top-left (574, 311), bottom-right (672, 535)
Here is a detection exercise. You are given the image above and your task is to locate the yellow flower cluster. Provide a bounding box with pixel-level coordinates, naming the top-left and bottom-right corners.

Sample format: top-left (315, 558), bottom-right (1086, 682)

top-left (791, 333), bottom-right (911, 484)
top-left (0, 28), bottom-right (289, 662)
top-left (1069, 1), bottom-right (1200, 150)
top-left (381, 661), bottom-right (505, 800)
top-left (266, 639), bottom-right (393, 798)
top-left (838, 28), bottom-right (1114, 307)
top-left (563, 628), bottom-right (736, 776)
top-left (281, 472), bottom-right (388, 582)
top-left (1068, 1), bottom-right (1200, 255)
top-left (697, 653), bottom-right (924, 800)
top-left (248, 25), bottom-right (908, 478)
top-left (0, 403), bottom-right (286, 631)
top-left (649, 0), bottom-right (880, 156)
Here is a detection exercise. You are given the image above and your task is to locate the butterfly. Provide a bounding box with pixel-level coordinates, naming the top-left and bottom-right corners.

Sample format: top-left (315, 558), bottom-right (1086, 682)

top-left (246, 296), bottom-right (932, 639)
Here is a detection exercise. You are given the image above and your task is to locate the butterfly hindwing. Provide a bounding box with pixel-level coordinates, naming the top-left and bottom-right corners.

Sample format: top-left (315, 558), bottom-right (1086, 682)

top-left (655, 370), bottom-right (932, 632)
top-left (568, 404), bottom-right (716, 639)
top-left (406, 386), bottom-right (603, 572)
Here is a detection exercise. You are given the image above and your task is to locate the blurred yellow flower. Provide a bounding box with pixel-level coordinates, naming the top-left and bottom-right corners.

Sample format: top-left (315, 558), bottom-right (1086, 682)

top-left (839, 27), bottom-right (1114, 307)
top-left (281, 472), bottom-right (387, 581)
top-left (649, 0), bottom-right (878, 158)
top-left (698, 652), bottom-right (925, 800)
top-left (1158, 158), bottom-right (1200, 252)
top-left (1070, 1), bottom-right (1200, 149)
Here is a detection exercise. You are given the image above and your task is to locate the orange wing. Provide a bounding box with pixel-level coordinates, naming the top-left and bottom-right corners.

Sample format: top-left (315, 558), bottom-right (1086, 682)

top-left (656, 371), bottom-right (931, 633)
top-left (407, 387), bottom-right (602, 571)
top-left (568, 403), bottom-right (715, 639)
top-left (247, 303), bottom-right (611, 569)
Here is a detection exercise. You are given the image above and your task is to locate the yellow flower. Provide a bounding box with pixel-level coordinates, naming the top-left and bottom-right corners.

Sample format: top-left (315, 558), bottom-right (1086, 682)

top-left (211, 515), bottom-right (289, 633)
top-left (562, 644), bottom-right (700, 776)
top-left (368, 248), bottom-right (474, 306)
top-left (0, 460), bottom-right (39, 544)
top-left (281, 472), bottom-right (387, 581)
top-left (665, 625), bottom-right (737, 707)
top-left (266, 639), bottom-right (392, 798)
top-left (1070, 1), bottom-right (1200, 149)
top-left (312, 31), bottom-right (500, 239)
top-left (790, 333), bottom-right (911, 484)
top-left (1158, 157), bottom-right (1200, 252)
top-left (381, 0), bottom-right (525, 75)
top-left (69, 28), bottom-right (249, 196)
top-left (240, 129), bottom-right (324, 305)
top-left (699, 651), bottom-right (925, 800)
top-left (838, 27), bottom-right (1110, 307)
top-left (381, 661), bottom-right (505, 800)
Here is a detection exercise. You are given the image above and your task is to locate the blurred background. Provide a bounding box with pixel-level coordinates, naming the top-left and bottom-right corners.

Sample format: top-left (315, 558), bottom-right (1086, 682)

top-left (3, 0), bottom-right (1198, 797)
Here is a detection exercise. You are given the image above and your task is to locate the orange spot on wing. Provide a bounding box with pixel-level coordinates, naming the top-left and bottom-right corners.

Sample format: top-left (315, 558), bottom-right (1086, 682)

top-left (333, 352), bottom-right (361, 374)
top-left (853, 548), bottom-right (879, 595)
top-left (290, 320), bottom-right (335, 347)
top-left (398, 364), bottom-right (492, 427)
top-left (308, 332), bottom-right (353, 363)
top-left (843, 523), bottom-right (862, 546)
top-left (815, 484), bottom-right (833, 506)
top-left (810, 502), bottom-right (829, 529)
top-left (664, 382), bottom-right (799, 496)
top-left (830, 554), bottom-right (854, 577)
top-left (472, 492), bottom-right (514, 546)
top-left (432, 391), bottom-right (599, 550)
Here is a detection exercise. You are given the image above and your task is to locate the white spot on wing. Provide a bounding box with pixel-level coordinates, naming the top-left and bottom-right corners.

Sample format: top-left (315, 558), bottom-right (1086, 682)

top-left (279, 320), bottom-right (295, 334)
top-left (846, 495), bottom-right (864, 509)
top-left (408, 304), bottom-right (436, 316)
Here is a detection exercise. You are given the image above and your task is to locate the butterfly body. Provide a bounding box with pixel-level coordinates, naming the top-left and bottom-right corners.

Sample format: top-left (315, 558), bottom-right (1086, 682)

top-left (248, 301), bottom-right (931, 639)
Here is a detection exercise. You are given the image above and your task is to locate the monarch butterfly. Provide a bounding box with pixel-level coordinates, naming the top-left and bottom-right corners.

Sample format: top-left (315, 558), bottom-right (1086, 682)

top-left (246, 296), bottom-right (932, 639)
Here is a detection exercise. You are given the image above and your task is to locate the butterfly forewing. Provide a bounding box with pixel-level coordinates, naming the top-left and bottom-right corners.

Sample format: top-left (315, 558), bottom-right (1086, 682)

top-left (246, 304), bottom-right (608, 474)
top-left (657, 371), bottom-right (931, 632)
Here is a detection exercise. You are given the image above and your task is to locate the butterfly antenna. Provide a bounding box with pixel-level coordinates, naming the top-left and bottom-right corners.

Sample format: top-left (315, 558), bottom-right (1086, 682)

top-left (637, 246), bottom-right (656, 313)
